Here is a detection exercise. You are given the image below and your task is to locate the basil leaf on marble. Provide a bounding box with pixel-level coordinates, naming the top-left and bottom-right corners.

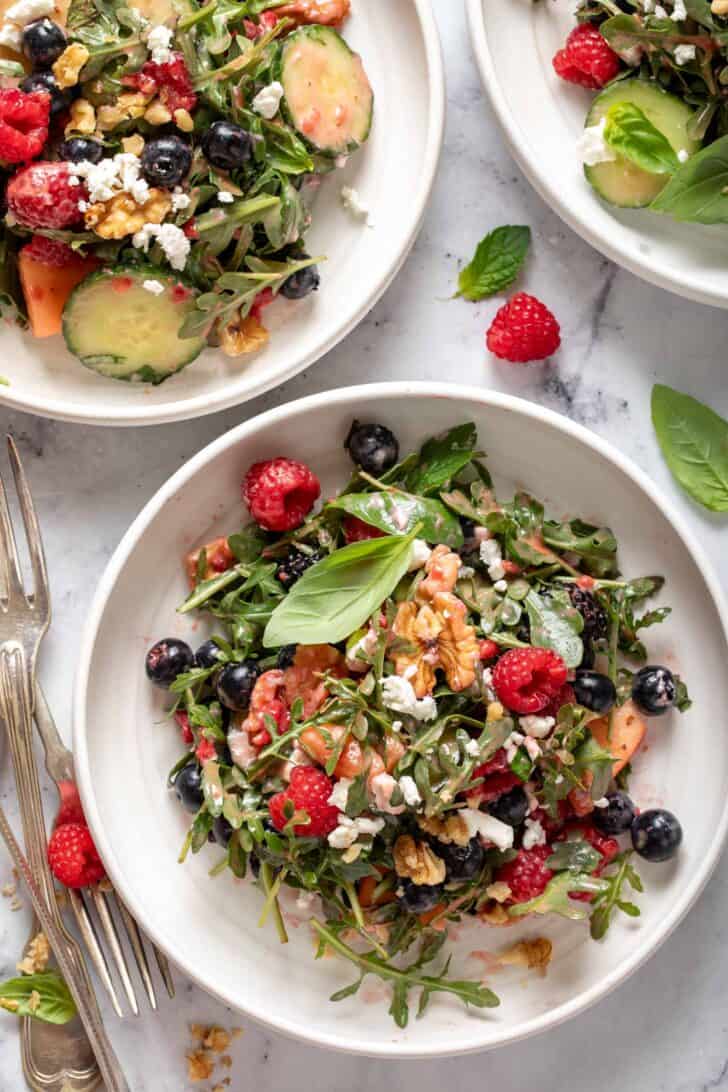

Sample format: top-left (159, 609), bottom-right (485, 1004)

top-left (407, 423), bottom-right (478, 494)
top-left (525, 589), bottom-right (584, 668)
top-left (0, 972), bottom-right (76, 1024)
top-left (604, 102), bottom-right (679, 175)
top-left (652, 384), bottom-right (728, 511)
top-left (328, 492), bottom-right (463, 547)
top-left (263, 529), bottom-right (418, 647)
top-left (650, 135), bottom-right (728, 223)
top-left (456, 226), bottom-right (531, 301)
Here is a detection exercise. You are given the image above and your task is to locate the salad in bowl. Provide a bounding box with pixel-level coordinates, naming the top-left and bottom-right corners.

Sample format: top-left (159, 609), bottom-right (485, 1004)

top-left (144, 417), bottom-right (689, 1026)
top-left (0, 0), bottom-right (372, 384)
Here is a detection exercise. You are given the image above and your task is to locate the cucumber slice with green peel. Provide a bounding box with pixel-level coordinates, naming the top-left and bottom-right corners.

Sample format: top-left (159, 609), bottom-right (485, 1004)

top-left (277, 26), bottom-right (373, 157)
top-left (584, 80), bottom-right (700, 208)
top-left (62, 267), bottom-right (206, 384)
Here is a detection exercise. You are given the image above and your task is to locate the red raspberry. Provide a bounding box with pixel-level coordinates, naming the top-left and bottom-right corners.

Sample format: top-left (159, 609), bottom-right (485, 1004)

top-left (0, 88), bottom-right (50, 165)
top-left (343, 516), bottom-right (385, 543)
top-left (174, 709), bottom-right (194, 745)
top-left (487, 293), bottom-right (561, 364)
top-left (492, 648), bottom-right (568, 714)
top-left (123, 53), bottom-right (196, 113)
top-left (48, 823), bottom-right (105, 889)
top-left (195, 738), bottom-right (217, 764)
top-left (467, 770), bottom-right (521, 805)
top-left (55, 781), bottom-right (86, 828)
top-left (543, 682), bottom-right (576, 719)
top-left (496, 844), bottom-right (554, 905)
top-left (251, 287), bottom-right (275, 322)
top-left (553, 24), bottom-right (621, 90)
top-left (478, 638), bottom-right (499, 661)
top-left (21, 235), bottom-right (78, 267)
top-left (474, 747), bottom-right (509, 777)
top-left (7, 162), bottom-right (84, 229)
top-left (268, 766), bottom-right (339, 837)
top-left (243, 457), bottom-right (321, 532)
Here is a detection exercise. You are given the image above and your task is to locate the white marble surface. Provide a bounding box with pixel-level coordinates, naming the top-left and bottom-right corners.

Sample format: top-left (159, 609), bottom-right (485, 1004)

top-left (2, 4), bottom-right (728, 1089)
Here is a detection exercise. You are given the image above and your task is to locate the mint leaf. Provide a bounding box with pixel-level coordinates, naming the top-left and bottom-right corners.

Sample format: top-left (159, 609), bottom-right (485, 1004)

top-left (456, 225), bottom-right (531, 301)
top-left (652, 384), bottom-right (728, 511)
top-left (650, 135), bottom-right (728, 224)
top-left (604, 102), bottom-right (679, 175)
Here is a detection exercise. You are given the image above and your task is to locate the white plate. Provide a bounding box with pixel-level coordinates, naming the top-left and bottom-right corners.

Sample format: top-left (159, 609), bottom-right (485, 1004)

top-left (74, 382), bottom-right (728, 1056)
top-left (0, 3), bottom-right (444, 426)
top-left (467, 0), bottom-right (728, 309)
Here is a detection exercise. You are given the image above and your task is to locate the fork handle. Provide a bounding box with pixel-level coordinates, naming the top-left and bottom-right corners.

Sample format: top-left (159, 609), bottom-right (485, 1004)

top-left (0, 644), bottom-right (130, 1092)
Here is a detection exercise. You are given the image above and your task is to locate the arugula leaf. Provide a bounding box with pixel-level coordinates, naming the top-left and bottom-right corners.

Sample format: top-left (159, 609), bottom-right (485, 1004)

top-left (263, 529), bottom-right (418, 647)
top-left (546, 838), bottom-right (601, 874)
top-left (525, 589), bottom-right (584, 669)
top-left (509, 872), bottom-right (609, 920)
top-left (650, 135), bottom-right (728, 224)
top-left (542, 519), bottom-right (618, 577)
top-left (590, 852), bottom-right (643, 939)
top-left (406, 423), bottom-right (478, 494)
top-left (604, 102), bottom-right (679, 175)
top-left (456, 226), bottom-right (531, 301)
top-left (0, 972), bottom-right (76, 1024)
top-left (228, 525), bottom-right (268, 563)
top-left (328, 492), bottom-right (463, 547)
top-left (652, 384), bottom-right (728, 511)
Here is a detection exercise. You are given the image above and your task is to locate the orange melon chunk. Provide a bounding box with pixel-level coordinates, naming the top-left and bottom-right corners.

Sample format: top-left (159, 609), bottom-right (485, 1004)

top-left (589, 699), bottom-right (647, 774)
top-left (19, 251), bottom-right (97, 338)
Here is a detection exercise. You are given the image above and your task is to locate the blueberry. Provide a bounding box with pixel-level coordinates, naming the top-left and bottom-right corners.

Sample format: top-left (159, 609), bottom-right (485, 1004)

top-left (20, 71), bottom-right (72, 115)
top-left (397, 879), bottom-right (444, 914)
top-left (22, 18), bottom-right (66, 67)
top-left (632, 666), bottom-right (677, 717)
top-left (141, 134), bottom-right (192, 188)
top-left (437, 837), bottom-right (484, 882)
top-left (631, 808), bottom-right (682, 862)
top-left (345, 420), bottom-right (399, 476)
top-left (280, 262), bottom-right (320, 300)
top-left (201, 120), bottom-right (253, 170)
top-left (59, 137), bottom-right (104, 164)
top-left (216, 661), bottom-right (260, 711)
top-left (276, 644), bottom-right (297, 669)
top-left (572, 670), bottom-right (616, 714)
top-left (174, 764), bottom-right (204, 813)
top-left (488, 786), bottom-right (529, 827)
top-left (212, 815), bottom-right (233, 847)
top-left (459, 517), bottom-right (477, 541)
top-left (593, 791), bottom-right (636, 835)
top-left (145, 638), bottom-right (195, 687)
top-left (195, 639), bottom-right (225, 670)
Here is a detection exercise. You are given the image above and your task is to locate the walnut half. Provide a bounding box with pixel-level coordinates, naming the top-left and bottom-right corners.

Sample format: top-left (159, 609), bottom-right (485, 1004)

top-left (417, 812), bottom-right (470, 847)
top-left (393, 835), bottom-right (446, 886)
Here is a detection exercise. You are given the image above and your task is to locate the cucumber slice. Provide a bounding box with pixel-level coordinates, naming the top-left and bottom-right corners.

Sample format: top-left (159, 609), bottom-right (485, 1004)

top-left (62, 267), bottom-right (206, 383)
top-left (584, 80), bottom-right (700, 208)
top-left (277, 26), bottom-right (373, 157)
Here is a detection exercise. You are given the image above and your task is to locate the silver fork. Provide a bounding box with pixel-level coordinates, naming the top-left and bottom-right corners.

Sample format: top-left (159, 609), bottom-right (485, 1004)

top-left (0, 436), bottom-right (129, 1092)
top-left (33, 683), bottom-right (175, 1018)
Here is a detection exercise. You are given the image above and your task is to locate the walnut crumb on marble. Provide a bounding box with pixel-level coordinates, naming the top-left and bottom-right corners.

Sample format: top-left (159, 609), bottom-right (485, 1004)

top-left (186, 1049), bottom-right (215, 1082)
top-left (17, 931), bottom-right (50, 976)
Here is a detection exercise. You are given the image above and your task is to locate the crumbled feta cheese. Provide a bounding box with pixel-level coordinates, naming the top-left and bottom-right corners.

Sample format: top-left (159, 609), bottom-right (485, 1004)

top-left (340, 185), bottom-right (369, 220)
top-left (327, 778), bottom-right (353, 812)
top-left (671, 0), bottom-right (686, 18)
top-left (171, 189), bottom-right (191, 211)
top-left (654, 3), bottom-right (668, 15)
top-left (132, 222), bottom-right (190, 270)
top-left (504, 730), bottom-right (525, 763)
top-left (479, 537), bottom-right (506, 581)
top-left (370, 772), bottom-right (405, 815)
top-left (252, 80), bottom-right (284, 119)
top-left (678, 148), bottom-right (689, 163)
top-left (327, 814), bottom-right (384, 850)
top-left (642, 0), bottom-right (655, 9)
top-left (522, 817), bottom-right (547, 850)
top-left (594, 796), bottom-right (610, 809)
top-left (493, 579), bottom-right (508, 594)
top-left (217, 191), bottom-right (235, 203)
top-left (519, 714), bottom-right (555, 739)
top-left (71, 152), bottom-right (150, 206)
top-left (391, 720), bottom-right (403, 733)
top-left (334, 154), bottom-right (348, 169)
top-left (0, 21), bottom-right (22, 49)
top-left (295, 890), bottom-right (317, 911)
top-left (523, 736), bottom-right (542, 761)
top-left (399, 776), bottom-right (422, 807)
top-left (674, 43), bottom-right (695, 64)
top-left (145, 23), bottom-right (174, 65)
top-left (5, 0), bottom-right (54, 26)
top-left (576, 118), bottom-right (617, 167)
top-left (142, 279), bottom-right (165, 295)
top-left (465, 738), bottom-right (481, 757)
top-left (458, 565), bottom-right (475, 579)
top-left (408, 538), bottom-right (432, 571)
top-left (227, 728), bottom-right (257, 770)
top-left (460, 807), bottom-right (514, 852)
top-left (381, 676), bottom-right (437, 722)
top-left (346, 627), bottom-right (377, 669)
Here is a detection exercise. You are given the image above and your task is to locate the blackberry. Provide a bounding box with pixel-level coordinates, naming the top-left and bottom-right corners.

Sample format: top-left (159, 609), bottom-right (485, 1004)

top-left (568, 585), bottom-right (608, 644)
top-left (276, 547), bottom-right (322, 587)
top-left (276, 644), bottom-right (297, 669)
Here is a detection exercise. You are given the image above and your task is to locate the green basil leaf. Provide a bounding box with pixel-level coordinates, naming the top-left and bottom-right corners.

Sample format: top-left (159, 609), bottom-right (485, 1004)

top-left (456, 226), bottom-right (531, 301)
top-left (525, 589), bottom-right (584, 669)
top-left (407, 423), bottom-right (478, 494)
top-left (604, 102), bottom-right (679, 175)
top-left (652, 384), bottom-right (728, 511)
top-left (328, 492), bottom-right (463, 547)
top-left (263, 529), bottom-right (417, 647)
top-left (650, 134), bottom-right (728, 223)
top-left (0, 972), bottom-right (77, 1024)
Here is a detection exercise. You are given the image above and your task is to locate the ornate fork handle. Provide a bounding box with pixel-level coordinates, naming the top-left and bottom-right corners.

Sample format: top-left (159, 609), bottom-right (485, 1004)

top-left (0, 643), bottom-right (130, 1092)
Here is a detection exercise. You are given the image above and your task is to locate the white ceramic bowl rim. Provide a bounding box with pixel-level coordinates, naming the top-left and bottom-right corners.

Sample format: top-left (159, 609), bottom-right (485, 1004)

top-left (0, 1), bottom-right (445, 426)
top-left (74, 382), bottom-right (728, 1055)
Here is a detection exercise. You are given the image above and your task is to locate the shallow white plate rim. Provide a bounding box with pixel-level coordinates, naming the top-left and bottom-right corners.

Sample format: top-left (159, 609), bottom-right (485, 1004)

top-left (0, 2), bottom-right (445, 426)
top-left (465, 0), bottom-right (728, 310)
top-left (73, 381), bottom-right (728, 1055)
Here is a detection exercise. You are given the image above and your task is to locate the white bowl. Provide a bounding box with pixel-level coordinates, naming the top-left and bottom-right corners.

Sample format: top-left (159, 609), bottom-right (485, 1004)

top-left (74, 383), bottom-right (728, 1056)
top-left (467, 0), bottom-right (728, 309)
top-left (0, 2), bottom-right (444, 426)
